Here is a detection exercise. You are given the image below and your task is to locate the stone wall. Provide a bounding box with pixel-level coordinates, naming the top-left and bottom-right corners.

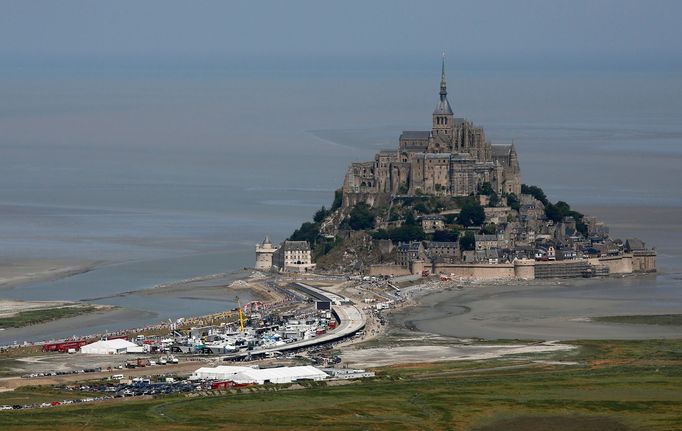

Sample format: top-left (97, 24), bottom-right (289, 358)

top-left (513, 259), bottom-right (535, 280)
top-left (534, 261), bottom-right (591, 278)
top-left (632, 251), bottom-right (657, 273)
top-left (433, 262), bottom-right (516, 280)
top-left (592, 255), bottom-right (633, 274)
top-left (368, 264), bottom-right (412, 277)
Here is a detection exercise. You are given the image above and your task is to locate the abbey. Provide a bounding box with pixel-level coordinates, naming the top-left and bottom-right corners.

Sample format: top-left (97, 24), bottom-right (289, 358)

top-left (343, 58), bottom-right (521, 208)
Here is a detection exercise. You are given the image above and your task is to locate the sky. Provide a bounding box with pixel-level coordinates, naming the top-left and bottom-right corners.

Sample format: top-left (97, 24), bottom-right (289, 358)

top-left (1, 0), bottom-right (681, 69)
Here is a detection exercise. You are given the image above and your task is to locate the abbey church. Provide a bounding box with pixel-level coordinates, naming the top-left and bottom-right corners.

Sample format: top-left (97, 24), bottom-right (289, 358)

top-left (343, 58), bottom-right (521, 208)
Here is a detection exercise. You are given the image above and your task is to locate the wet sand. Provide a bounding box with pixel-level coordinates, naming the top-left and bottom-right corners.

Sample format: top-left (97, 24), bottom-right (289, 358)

top-left (393, 275), bottom-right (682, 340)
top-left (341, 341), bottom-right (575, 368)
top-left (0, 260), bottom-right (97, 290)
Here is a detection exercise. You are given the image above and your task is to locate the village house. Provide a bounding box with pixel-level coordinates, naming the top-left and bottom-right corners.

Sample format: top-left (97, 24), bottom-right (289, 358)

top-left (419, 215), bottom-right (445, 233)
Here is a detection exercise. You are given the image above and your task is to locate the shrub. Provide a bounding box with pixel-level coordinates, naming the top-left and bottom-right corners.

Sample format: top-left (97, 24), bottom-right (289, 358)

top-left (349, 203), bottom-right (375, 230)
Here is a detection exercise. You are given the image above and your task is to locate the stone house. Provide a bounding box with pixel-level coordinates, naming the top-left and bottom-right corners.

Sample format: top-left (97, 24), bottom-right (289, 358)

top-left (272, 240), bottom-right (315, 273)
top-left (419, 215), bottom-right (445, 233)
top-left (396, 242), bottom-right (426, 267)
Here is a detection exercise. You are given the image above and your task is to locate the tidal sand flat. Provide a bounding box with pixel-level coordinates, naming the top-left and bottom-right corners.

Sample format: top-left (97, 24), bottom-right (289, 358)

top-left (393, 276), bottom-right (682, 341)
top-left (0, 260), bottom-right (97, 290)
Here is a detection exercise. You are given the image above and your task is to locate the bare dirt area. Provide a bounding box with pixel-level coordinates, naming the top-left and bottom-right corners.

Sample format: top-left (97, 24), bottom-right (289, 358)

top-left (341, 340), bottom-right (575, 368)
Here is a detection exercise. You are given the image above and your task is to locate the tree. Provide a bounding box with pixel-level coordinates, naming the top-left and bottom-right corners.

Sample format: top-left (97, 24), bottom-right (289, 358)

top-left (404, 212), bottom-right (417, 226)
top-left (506, 193), bottom-right (520, 211)
top-left (443, 214), bottom-right (458, 225)
top-left (545, 203), bottom-right (562, 223)
top-left (348, 203), bottom-right (375, 230)
top-left (459, 231), bottom-right (475, 251)
top-left (371, 229), bottom-right (389, 240)
top-left (481, 223), bottom-right (497, 235)
top-left (413, 202), bottom-right (428, 214)
top-left (458, 200), bottom-right (485, 227)
top-left (521, 184), bottom-right (548, 206)
top-left (313, 206), bottom-right (328, 223)
top-left (488, 192), bottom-right (499, 207)
top-left (289, 222), bottom-right (320, 244)
top-left (433, 229), bottom-right (459, 242)
top-left (478, 182), bottom-right (494, 196)
top-left (389, 224), bottom-right (425, 242)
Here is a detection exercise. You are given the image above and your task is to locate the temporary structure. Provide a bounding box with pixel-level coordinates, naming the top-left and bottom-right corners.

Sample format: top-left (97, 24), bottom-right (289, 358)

top-left (80, 339), bottom-right (137, 355)
top-left (190, 365), bottom-right (327, 384)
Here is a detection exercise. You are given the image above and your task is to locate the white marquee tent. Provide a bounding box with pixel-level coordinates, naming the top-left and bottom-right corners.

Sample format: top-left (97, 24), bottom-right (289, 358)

top-left (80, 339), bottom-right (137, 355)
top-left (191, 365), bottom-right (328, 384)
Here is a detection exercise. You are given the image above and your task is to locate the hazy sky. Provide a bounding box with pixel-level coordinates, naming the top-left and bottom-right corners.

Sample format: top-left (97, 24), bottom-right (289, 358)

top-left (2, 0), bottom-right (681, 67)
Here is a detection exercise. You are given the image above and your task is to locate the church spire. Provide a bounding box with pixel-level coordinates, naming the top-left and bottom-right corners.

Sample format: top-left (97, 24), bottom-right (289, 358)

top-left (433, 52), bottom-right (453, 116)
top-left (440, 51), bottom-right (447, 97)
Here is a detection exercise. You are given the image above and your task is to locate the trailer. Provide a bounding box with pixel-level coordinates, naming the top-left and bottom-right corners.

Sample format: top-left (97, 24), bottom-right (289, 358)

top-left (42, 340), bottom-right (89, 353)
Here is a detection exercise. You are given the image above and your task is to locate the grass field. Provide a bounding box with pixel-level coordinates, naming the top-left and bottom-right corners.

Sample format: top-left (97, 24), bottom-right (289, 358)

top-left (0, 306), bottom-right (97, 329)
top-left (0, 339), bottom-right (681, 430)
top-left (593, 314), bottom-right (682, 326)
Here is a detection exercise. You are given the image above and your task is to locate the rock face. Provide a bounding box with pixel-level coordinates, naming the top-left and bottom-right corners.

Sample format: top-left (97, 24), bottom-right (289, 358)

top-left (342, 58), bottom-right (521, 209)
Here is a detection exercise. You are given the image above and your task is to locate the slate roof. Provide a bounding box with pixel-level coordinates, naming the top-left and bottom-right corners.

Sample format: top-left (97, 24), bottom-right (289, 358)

top-left (434, 96), bottom-right (454, 115)
top-left (491, 144), bottom-right (512, 157)
top-left (400, 131), bottom-right (431, 140)
top-left (625, 238), bottom-right (645, 251)
top-left (282, 241), bottom-right (311, 251)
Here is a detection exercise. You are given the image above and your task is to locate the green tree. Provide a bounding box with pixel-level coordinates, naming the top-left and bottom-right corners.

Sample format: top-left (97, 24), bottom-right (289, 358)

top-left (459, 231), bottom-right (475, 251)
top-left (481, 223), bottom-right (497, 235)
top-left (389, 225), bottom-right (425, 242)
top-left (521, 184), bottom-right (549, 205)
top-left (478, 182), bottom-right (494, 195)
top-left (289, 222), bottom-right (320, 244)
top-left (371, 229), bottom-right (389, 240)
top-left (443, 214), bottom-right (458, 225)
top-left (313, 206), bottom-right (328, 223)
top-left (458, 200), bottom-right (485, 227)
top-left (432, 229), bottom-right (459, 242)
top-left (506, 193), bottom-right (520, 211)
top-left (488, 192), bottom-right (499, 207)
top-left (413, 202), bottom-right (428, 214)
top-left (348, 203), bottom-right (375, 230)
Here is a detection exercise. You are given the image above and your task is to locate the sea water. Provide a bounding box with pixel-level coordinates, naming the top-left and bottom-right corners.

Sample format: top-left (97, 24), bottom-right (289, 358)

top-left (1, 55), bottom-right (681, 342)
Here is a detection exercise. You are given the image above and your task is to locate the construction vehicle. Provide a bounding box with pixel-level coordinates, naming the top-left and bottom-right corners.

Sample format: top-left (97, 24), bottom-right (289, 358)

top-left (235, 296), bottom-right (246, 332)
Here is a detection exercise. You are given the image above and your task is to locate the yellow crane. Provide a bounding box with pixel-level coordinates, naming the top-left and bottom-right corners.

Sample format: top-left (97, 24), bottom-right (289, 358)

top-left (235, 296), bottom-right (245, 332)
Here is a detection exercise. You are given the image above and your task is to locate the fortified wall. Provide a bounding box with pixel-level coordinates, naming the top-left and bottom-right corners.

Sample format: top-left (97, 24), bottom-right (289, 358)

top-left (369, 253), bottom-right (655, 281)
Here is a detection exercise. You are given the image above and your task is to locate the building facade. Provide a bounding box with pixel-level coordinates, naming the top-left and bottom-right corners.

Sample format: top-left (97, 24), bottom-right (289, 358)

top-left (272, 240), bottom-right (316, 273)
top-left (343, 57), bottom-right (521, 208)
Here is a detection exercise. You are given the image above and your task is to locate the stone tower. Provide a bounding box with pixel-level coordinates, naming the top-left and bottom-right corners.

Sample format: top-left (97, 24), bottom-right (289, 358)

top-left (255, 236), bottom-right (277, 270)
top-left (431, 53), bottom-right (454, 150)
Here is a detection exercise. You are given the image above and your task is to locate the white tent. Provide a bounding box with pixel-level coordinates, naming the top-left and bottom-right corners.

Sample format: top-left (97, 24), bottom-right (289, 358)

top-left (191, 365), bottom-right (328, 384)
top-left (190, 366), bottom-right (254, 381)
top-left (80, 339), bottom-right (137, 355)
top-left (233, 366), bottom-right (328, 384)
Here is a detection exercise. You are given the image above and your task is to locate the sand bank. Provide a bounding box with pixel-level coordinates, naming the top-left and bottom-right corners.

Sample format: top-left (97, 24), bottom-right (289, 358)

top-left (341, 341), bottom-right (574, 368)
top-left (0, 260), bottom-right (98, 290)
